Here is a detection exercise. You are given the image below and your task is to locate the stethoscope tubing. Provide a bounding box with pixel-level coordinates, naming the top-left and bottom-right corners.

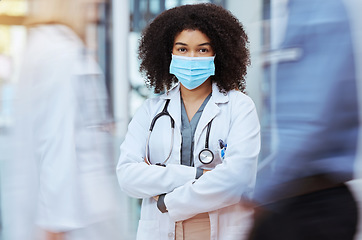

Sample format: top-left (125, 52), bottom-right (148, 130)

top-left (145, 99), bottom-right (175, 166)
top-left (198, 120), bottom-right (213, 164)
top-left (145, 128), bottom-right (174, 166)
top-left (145, 99), bottom-right (214, 166)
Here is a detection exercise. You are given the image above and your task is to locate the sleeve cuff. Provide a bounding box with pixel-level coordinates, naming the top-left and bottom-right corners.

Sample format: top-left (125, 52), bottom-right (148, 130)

top-left (157, 194), bottom-right (168, 213)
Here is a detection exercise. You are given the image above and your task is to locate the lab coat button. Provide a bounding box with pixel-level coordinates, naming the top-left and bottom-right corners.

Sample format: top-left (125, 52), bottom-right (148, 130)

top-left (168, 232), bottom-right (174, 238)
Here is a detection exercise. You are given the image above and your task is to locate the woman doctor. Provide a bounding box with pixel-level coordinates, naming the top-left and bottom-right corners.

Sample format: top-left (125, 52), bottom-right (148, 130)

top-left (117, 3), bottom-right (260, 240)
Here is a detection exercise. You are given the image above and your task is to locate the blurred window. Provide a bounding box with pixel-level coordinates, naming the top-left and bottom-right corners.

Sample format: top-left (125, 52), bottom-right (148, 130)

top-left (95, 1), bottom-right (114, 118)
top-left (130, 0), bottom-right (226, 32)
top-left (260, 0), bottom-right (272, 162)
top-left (0, 0), bottom-right (27, 16)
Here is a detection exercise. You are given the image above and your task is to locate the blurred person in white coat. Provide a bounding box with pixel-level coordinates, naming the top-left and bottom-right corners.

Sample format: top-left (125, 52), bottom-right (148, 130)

top-left (2, 0), bottom-right (123, 239)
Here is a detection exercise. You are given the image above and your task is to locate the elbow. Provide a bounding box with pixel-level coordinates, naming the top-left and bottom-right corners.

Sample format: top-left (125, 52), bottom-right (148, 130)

top-left (116, 164), bottom-right (143, 199)
top-left (116, 165), bottom-right (131, 192)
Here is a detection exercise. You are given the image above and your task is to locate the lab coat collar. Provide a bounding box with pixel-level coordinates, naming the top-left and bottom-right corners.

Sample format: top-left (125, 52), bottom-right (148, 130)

top-left (160, 83), bottom-right (182, 131)
top-left (194, 83), bottom-right (228, 147)
top-left (161, 83), bottom-right (179, 100)
top-left (160, 82), bottom-right (229, 147)
top-left (161, 82), bottom-right (229, 104)
top-left (211, 82), bottom-right (229, 104)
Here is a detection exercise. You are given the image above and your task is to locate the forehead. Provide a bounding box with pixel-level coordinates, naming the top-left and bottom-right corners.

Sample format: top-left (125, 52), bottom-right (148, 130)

top-left (174, 29), bottom-right (211, 43)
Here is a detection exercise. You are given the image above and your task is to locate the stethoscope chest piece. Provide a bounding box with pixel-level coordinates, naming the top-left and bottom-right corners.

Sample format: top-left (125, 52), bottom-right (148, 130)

top-left (146, 100), bottom-right (216, 166)
top-left (199, 149), bottom-right (214, 164)
top-left (198, 120), bottom-right (214, 164)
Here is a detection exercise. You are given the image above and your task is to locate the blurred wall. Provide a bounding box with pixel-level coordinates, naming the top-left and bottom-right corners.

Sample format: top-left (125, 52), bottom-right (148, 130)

top-left (227, 0), bottom-right (263, 117)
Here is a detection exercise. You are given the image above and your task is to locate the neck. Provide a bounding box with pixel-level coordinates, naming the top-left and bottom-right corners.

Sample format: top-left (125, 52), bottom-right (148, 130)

top-left (180, 79), bottom-right (212, 103)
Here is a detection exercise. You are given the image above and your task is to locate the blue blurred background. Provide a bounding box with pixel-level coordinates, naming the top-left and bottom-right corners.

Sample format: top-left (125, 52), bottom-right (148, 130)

top-left (0, 0), bottom-right (361, 239)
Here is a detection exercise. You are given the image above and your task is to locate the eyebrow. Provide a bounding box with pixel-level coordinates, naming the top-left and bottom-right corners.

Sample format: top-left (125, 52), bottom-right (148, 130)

top-left (174, 42), bottom-right (211, 46)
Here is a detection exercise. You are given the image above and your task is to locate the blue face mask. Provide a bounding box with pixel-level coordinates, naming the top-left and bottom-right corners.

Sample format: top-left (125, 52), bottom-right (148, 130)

top-left (169, 54), bottom-right (215, 90)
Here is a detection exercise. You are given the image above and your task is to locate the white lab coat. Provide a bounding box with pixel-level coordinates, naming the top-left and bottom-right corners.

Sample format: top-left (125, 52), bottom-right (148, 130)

top-left (2, 25), bottom-right (122, 240)
top-left (117, 83), bottom-right (260, 240)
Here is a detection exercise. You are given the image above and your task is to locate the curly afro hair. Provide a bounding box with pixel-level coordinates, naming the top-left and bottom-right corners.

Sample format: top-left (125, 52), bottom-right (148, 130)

top-left (138, 3), bottom-right (250, 94)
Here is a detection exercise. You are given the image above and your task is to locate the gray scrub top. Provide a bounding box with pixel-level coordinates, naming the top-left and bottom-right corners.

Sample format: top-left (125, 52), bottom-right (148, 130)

top-left (180, 94), bottom-right (212, 166)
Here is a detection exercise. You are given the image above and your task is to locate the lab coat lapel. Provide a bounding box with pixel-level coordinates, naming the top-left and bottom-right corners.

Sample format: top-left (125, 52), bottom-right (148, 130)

top-left (157, 84), bottom-right (182, 165)
top-left (162, 83), bottom-right (182, 132)
top-left (194, 83), bottom-right (229, 145)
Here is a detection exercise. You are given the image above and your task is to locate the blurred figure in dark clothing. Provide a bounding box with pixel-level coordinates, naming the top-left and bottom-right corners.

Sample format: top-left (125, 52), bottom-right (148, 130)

top-left (249, 0), bottom-right (362, 239)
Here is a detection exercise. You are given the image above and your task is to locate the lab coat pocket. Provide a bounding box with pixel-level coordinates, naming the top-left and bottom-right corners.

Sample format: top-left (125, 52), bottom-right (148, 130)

top-left (200, 149), bottom-right (223, 170)
top-left (214, 148), bottom-right (225, 163)
top-left (136, 220), bottom-right (160, 240)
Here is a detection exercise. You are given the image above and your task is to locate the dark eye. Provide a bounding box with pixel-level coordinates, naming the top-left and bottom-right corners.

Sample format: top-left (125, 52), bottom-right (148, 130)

top-left (199, 48), bottom-right (209, 53)
top-left (178, 48), bottom-right (187, 52)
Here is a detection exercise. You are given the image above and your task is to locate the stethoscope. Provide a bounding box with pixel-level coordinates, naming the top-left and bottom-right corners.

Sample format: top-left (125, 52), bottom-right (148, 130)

top-left (145, 99), bottom-right (214, 166)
